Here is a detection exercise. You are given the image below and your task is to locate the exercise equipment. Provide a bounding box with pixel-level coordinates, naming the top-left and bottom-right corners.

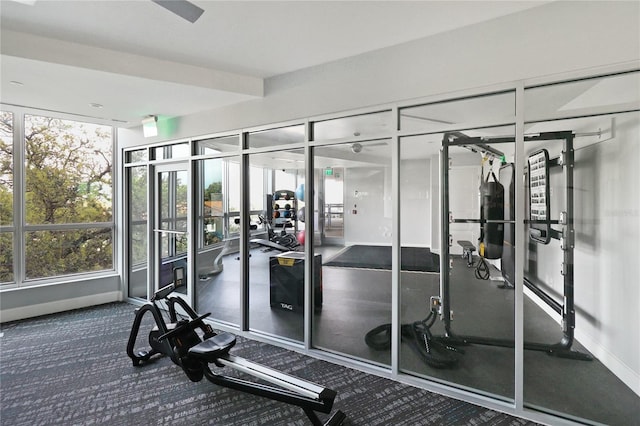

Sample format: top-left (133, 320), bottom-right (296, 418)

top-left (270, 251), bottom-right (322, 311)
top-left (127, 278), bottom-right (344, 425)
top-left (295, 184), bottom-right (305, 202)
top-left (296, 230), bottom-right (305, 245)
top-left (478, 167), bottom-right (504, 259)
top-left (433, 131), bottom-right (592, 362)
top-left (252, 214), bottom-right (300, 252)
top-left (457, 240), bottom-right (475, 267)
top-left (364, 305), bottom-right (463, 369)
top-left (528, 149), bottom-right (551, 244)
top-left (271, 190), bottom-right (297, 227)
top-left (500, 163), bottom-right (516, 289)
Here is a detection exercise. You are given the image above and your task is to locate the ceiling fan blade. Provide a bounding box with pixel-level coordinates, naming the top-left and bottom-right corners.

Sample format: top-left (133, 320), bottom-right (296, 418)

top-left (151, 0), bottom-right (204, 23)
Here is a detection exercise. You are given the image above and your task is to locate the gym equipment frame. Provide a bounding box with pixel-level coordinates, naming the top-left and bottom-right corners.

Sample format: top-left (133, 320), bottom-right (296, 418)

top-left (127, 279), bottom-right (345, 426)
top-left (430, 130), bottom-right (592, 362)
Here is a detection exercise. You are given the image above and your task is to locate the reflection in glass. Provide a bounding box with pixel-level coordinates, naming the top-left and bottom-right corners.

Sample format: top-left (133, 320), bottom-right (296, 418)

top-left (153, 143), bottom-right (190, 160)
top-left (127, 166), bottom-right (148, 298)
top-left (521, 111), bottom-right (640, 424)
top-left (157, 169), bottom-right (188, 294)
top-left (400, 91), bottom-right (515, 133)
top-left (247, 125), bottom-right (305, 149)
top-left (399, 127), bottom-right (516, 401)
top-left (249, 150), bottom-right (305, 342)
top-left (313, 111), bottom-right (392, 141)
top-left (126, 149), bottom-right (148, 163)
top-left (195, 157), bottom-right (241, 326)
top-left (525, 71), bottom-right (640, 119)
top-left (313, 140), bottom-right (392, 365)
top-left (323, 168), bottom-right (344, 243)
top-left (195, 135), bottom-right (239, 154)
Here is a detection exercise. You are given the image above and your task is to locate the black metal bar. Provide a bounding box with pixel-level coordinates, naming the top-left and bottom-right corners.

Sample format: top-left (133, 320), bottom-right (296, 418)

top-left (441, 135), bottom-right (452, 335)
top-left (523, 277), bottom-right (562, 315)
top-left (561, 134), bottom-right (576, 347)
top-left (202, 367), bottom-right (337, 418)
top-left (452, 218), bottom-right (563, 225)
top-left (549, 228), bottom-right (563, 240)
top-left (126, 302), bottom-right (171, 365)
top-left (452, 219), bottom-right (516, 224)
top-left (449, 130), bottom-right (574, 145)
top-left (548, 156), bottom-right (563, 168)
top-left (438, 335), bottom-right (591, 360)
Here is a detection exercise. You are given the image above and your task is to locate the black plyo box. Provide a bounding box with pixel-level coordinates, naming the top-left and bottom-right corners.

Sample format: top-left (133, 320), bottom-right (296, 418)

top-left (269, 251), bottom-right (322, 312)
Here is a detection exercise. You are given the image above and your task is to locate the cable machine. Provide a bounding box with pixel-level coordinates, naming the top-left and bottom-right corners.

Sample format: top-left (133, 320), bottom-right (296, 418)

top-left (430, 130), bottom-right (592, 362)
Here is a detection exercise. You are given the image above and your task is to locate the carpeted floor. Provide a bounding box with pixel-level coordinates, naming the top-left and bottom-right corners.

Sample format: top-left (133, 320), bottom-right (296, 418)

top-left (0, 302), bottom-right (537, 426)
top-left (324, 245), bottom-right (440, 272)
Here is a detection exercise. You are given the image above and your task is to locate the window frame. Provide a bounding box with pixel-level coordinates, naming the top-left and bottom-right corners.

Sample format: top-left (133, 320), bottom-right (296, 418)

top-left (0, 105), bottom-right (116, 288)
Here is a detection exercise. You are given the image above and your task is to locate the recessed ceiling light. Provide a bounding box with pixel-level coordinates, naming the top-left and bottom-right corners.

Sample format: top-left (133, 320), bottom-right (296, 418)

top-left (9, 81), bottom-right (24, 86)
top-left (89, 103), bottom-right (103, 108)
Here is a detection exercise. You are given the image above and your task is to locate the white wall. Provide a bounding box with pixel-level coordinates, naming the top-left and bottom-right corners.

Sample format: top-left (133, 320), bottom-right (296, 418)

top-left (343, 166), bottom-right (392, 245)
top-left (526, 114), bottom-right (640, 396)
top-left (119, 1), bottom-right (640, 148)
top-left (340, 159), bottom-right (432, 247)
top-left (575, 114), bottom-right (640, 396)
top-left (0, 275), bottom-right (121, 322)
top-left (400, 159), bottom-right (431, 247)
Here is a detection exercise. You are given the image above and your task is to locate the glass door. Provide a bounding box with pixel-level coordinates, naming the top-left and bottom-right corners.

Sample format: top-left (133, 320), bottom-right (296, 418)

top-left (154, 162), bottom-right (191, 299)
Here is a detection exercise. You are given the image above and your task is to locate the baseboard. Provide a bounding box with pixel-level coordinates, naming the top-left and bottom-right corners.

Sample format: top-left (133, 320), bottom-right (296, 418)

top-left (524, 287), bottom-right (640, 398)
top-left (574, 327), bottom-right (640, 398)
top-left (0, 291), bottom-right (122, 323)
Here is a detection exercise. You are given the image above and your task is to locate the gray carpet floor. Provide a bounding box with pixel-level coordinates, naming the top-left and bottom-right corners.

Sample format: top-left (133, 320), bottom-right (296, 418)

top-left (0, 303), bottom-right (538, 426)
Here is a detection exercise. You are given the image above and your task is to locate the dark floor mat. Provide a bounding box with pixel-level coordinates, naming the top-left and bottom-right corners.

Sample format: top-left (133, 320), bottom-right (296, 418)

top-left (324, 245), bottom-right (439, 272)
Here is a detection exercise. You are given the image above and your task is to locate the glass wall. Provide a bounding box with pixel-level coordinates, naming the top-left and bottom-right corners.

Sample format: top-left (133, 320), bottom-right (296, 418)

top-left (399, 126), bottom-right (516, 400)
top-left (195, 135), bottom-right (239, 154)
top-left (397, 89), bottom-right (517, 400)
top-left (246, 124), bottom-right (305, 149)
top-left (121, 68), bottom-right (640, 426)
top-left (248, 148), bottom-right (305, 342)
top-left (152, 142), bottom-right (190, 160)
top-left (312, 139), bottom-right (392, 365)
top-left (127, 165), bottom-right (148, 299)
top-left (313, 111), bottom-right (392, 141)
top-left (194, 156), bottom-right (241, 326)
top-left (522, 72), bottom-right (640, 424)
top-left (156, 166), bottom-right (188, 296)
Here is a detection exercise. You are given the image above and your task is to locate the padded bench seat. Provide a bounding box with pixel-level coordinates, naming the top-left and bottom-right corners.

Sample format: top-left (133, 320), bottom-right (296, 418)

top-left (188, 332), bottom-right (236, 362)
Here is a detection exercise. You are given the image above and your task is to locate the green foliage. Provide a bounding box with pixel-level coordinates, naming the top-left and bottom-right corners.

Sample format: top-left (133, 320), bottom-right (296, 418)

top-left (0, 113), bottom-right (114, 282)
top-left (24, 115), bottom-right (112, 224)
top-left (0, 111), bottom-right (13, 226)
top-left (205, 181), bottom-right (222, 201)
top-left (0, 233), bottom-right (13, 282)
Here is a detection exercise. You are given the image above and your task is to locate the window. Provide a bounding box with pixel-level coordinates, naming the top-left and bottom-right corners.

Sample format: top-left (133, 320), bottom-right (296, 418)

top-left (22, 114), bottom-right (114, 280)
top-left (0, 111), bottom-right (14, 283)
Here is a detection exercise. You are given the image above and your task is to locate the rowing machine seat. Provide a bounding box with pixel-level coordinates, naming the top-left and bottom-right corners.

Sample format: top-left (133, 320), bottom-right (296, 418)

top-left (188, 332), bottom-right (236, 362)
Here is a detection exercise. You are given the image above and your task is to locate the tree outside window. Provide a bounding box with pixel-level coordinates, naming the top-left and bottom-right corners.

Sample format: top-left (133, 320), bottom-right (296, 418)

top-left (0, 114), bottom-right (114, 282)
top-left (0, 111), bottom-right (14, 283)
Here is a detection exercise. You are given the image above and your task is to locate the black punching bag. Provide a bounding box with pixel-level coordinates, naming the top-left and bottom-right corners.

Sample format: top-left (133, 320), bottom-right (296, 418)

top-left (479, 171), bottom-right (504, 259)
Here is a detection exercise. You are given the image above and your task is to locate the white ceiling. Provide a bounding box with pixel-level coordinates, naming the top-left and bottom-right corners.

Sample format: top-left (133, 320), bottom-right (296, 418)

top-left (0, 0), bottom-right (547, 128)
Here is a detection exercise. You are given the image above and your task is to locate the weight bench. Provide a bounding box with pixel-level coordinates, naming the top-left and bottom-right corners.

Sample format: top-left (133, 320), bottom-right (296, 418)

top-left (457, 240), bottom-right (476, 267)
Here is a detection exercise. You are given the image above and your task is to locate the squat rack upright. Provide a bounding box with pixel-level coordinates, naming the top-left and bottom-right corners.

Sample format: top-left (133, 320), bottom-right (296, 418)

top-left (435, 130), bottom-right (592, 360)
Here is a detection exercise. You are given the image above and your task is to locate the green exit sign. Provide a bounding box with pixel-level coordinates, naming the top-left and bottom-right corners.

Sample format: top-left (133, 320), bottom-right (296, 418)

top-left (325, 168), bottom-right (333, 176)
